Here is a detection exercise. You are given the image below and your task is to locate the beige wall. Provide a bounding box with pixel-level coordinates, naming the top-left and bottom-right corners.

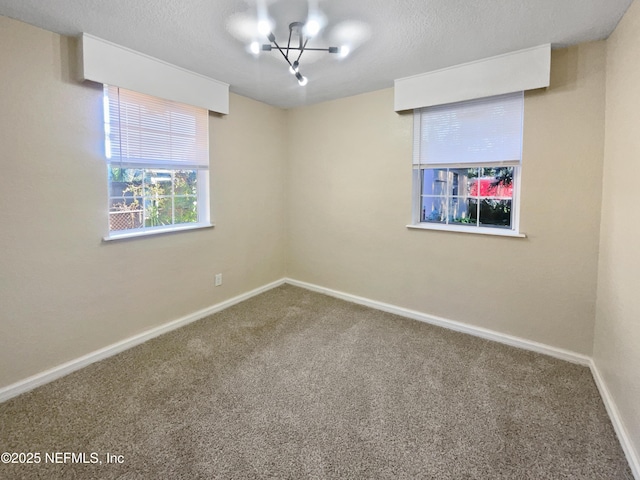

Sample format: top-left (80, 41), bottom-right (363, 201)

top-left (287, 42), bottom-right (606, 356)
top-left (0, 17), bottom-right (286, 388)
top-left (595, 0), bottom-right (640, 463)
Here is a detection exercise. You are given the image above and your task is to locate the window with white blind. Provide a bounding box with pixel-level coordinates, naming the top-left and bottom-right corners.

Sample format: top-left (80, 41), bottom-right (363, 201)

top-left (409, 92), bottom-right (525, 237)
top-left (103, 86), bottom-right (211, 239)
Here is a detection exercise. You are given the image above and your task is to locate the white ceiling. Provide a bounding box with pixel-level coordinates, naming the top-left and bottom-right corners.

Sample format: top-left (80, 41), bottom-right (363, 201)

top-left (0, 0), bottom-right (633, 109)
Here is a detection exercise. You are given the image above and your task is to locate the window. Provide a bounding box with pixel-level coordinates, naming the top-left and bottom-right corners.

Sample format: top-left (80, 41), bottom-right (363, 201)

top-left (410, 92), bottom-right (524, 237)
top-left (103, 86), bottom-right (210, 239)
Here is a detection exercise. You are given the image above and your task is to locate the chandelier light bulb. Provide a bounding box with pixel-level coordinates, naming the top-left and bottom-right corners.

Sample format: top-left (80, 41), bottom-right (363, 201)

top-left (250, 42), bottom-right (260, 55)
top-left (339, 45), bottom-right (350, 58)
top-left (304, 19), bottom-right (321, 37)
top-left (257, 19), bottom-right (272, 36)
top-left (295, 72), bottom-right (308, 86)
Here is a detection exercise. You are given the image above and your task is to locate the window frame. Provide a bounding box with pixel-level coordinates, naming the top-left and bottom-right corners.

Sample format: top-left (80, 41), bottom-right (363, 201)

top-left (408, 164), bottom-right (524, 237)
top-left (105, 167), bottom-right (212, 241)
top-left (102, 86), bottom-right (213, 241)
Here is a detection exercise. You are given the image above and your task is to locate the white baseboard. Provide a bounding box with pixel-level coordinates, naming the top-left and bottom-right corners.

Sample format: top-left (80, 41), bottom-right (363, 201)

top-left (590, 361), bottom-right (640, 479)
top-left (284, 278), bottom-right (590, 365)
top-left (0, 278), bottom-right (286, 403)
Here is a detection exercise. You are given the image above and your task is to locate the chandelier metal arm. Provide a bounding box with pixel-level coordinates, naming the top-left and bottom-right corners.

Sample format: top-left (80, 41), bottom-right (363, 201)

top-left (269, 35), bottom-right (295, 69)
top-left (295, 38), bottom-right (309, 63)
top-left (286, 28), bottom-right (292, 59)
top-left (293, 46), bottom-right (337, 52)
top-left (262, 45), bottom-right (337, 53)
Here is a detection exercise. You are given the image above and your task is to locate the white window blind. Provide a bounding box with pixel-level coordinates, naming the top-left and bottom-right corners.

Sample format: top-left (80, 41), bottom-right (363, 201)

top-left (104, 86), bottom-right (209, 169)
top-left (413, 92), bottom-right (524, 167)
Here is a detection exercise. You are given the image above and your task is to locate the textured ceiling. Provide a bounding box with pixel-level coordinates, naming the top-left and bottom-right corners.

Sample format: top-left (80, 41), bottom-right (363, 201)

top-left (0, 0), bottom-right (633, 109)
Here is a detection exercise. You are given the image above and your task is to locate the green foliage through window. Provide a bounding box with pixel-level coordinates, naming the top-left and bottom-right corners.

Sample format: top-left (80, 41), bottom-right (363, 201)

top-left (108, 168), bottom-right (199, 232)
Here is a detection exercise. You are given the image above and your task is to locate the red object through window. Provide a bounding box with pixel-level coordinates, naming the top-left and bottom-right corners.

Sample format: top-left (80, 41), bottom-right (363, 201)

top-left (469, 178), bottom-right (513, 198)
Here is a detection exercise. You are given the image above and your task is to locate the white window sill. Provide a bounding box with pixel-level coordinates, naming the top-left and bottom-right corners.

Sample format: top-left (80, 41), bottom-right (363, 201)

top-left (103, 223), bottom-right (214, 242)
top-left (406, 223), bottom-right (526, 238)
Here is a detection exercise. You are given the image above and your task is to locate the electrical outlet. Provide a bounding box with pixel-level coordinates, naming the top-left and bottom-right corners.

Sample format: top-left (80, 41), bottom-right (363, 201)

top-left (215, 273), bottom-right (223, 286)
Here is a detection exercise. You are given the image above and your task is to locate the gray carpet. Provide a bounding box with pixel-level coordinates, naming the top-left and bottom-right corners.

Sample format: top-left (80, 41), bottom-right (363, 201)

top-left (0, 285), bottom-right (633, 479)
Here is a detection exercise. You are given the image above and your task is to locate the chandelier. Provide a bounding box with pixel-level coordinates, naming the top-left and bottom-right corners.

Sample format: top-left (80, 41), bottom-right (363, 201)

top-left (250, 19), bottom-right (349, 86)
